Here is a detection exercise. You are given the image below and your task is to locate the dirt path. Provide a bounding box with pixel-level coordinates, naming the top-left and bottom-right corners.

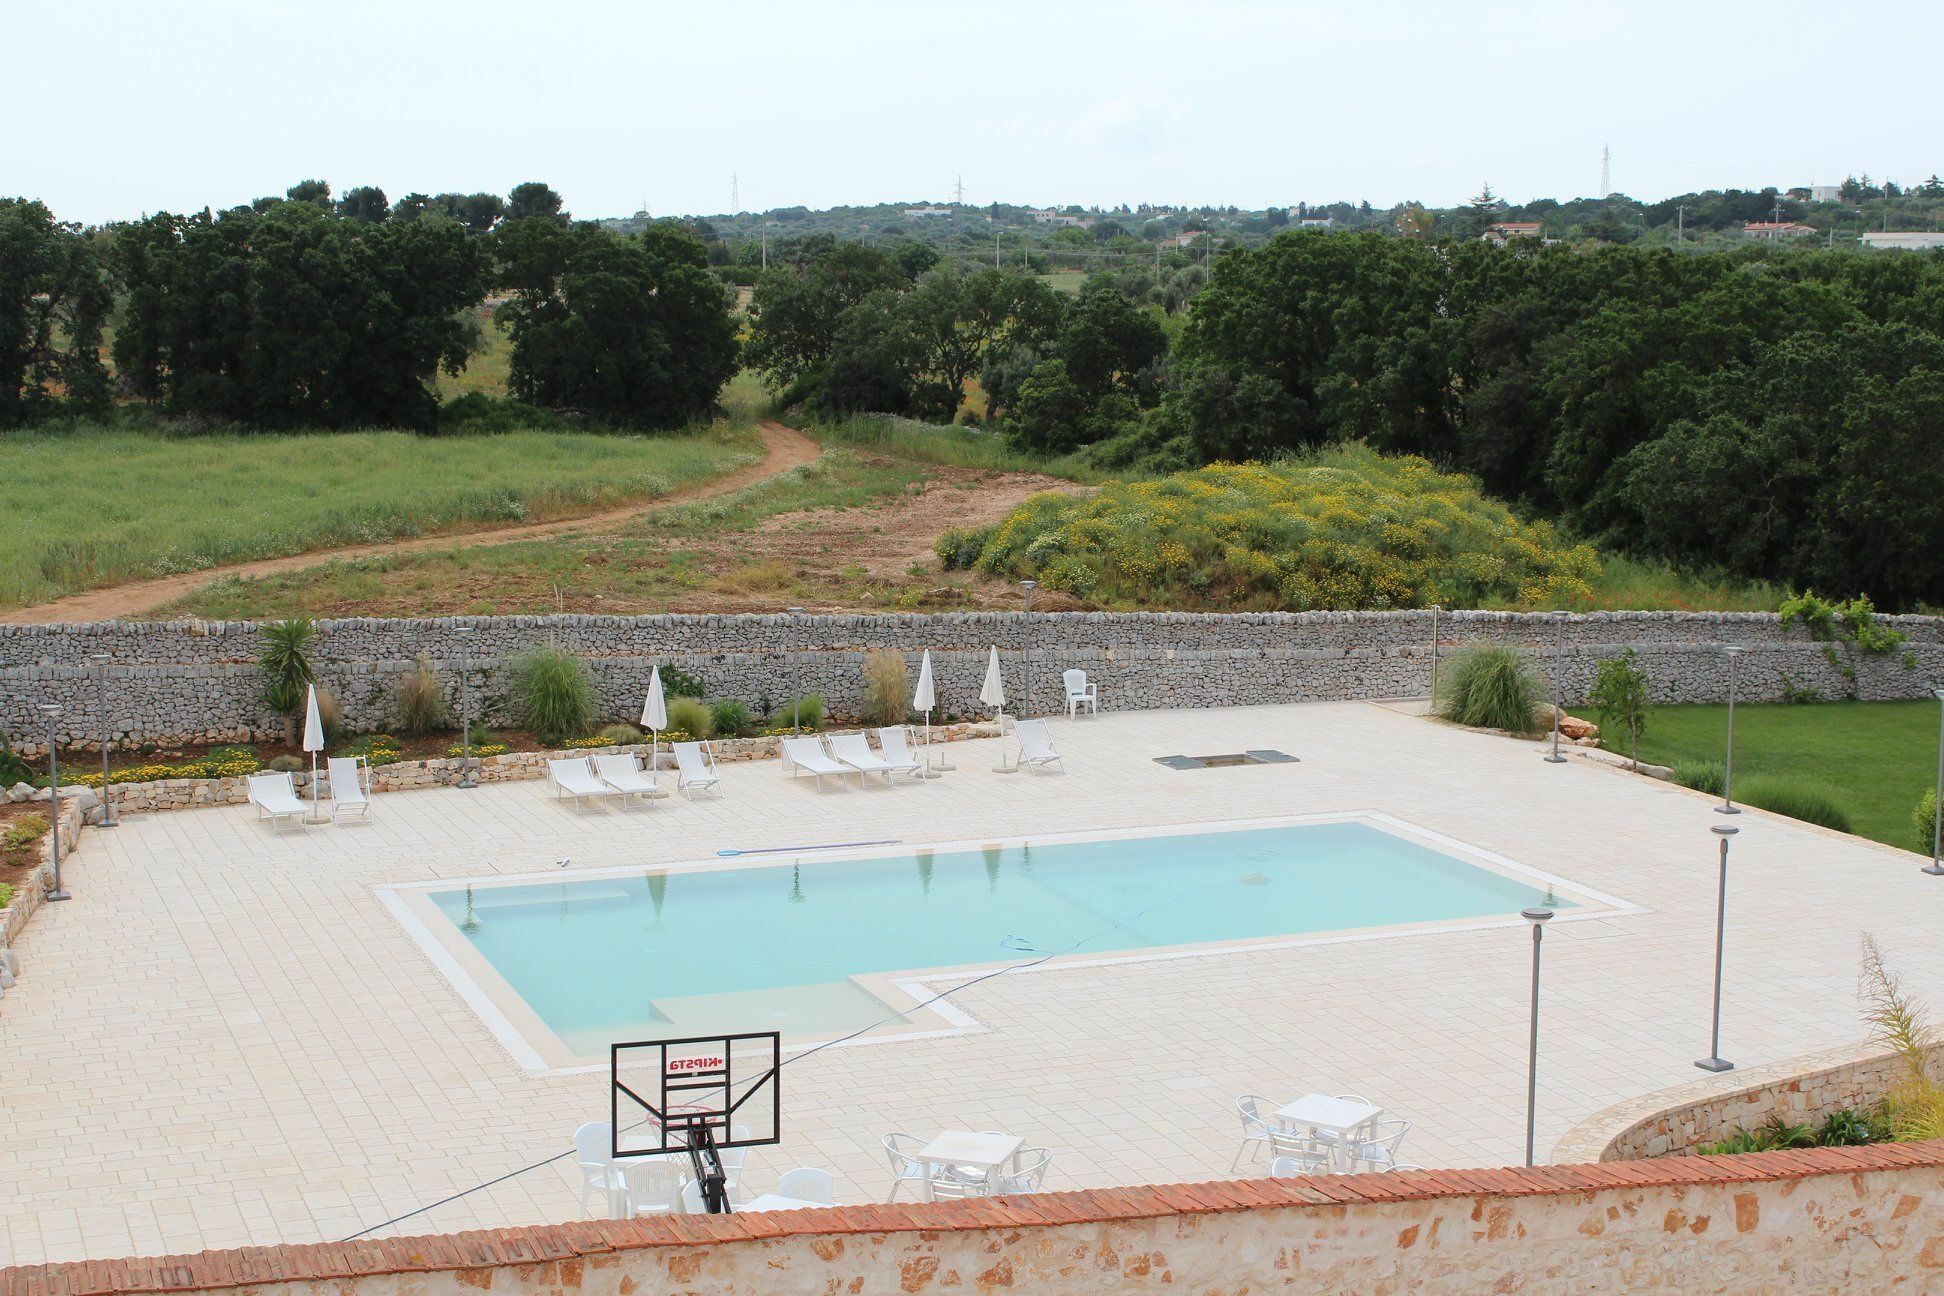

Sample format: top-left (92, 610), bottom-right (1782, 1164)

top-left (2, 421), bottom-right (823, 626)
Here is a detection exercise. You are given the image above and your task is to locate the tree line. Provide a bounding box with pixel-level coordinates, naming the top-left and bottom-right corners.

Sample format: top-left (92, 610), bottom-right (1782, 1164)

top-left (1, 181), bottom-right (739, 431)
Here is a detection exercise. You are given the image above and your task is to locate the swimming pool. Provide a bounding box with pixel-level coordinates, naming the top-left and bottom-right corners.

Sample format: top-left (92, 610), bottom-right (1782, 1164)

top-left (384, 814), bottom-right (1619, 1070)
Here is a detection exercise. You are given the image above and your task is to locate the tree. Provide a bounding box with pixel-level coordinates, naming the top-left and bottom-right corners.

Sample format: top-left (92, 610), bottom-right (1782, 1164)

top-left (1010, 359), bottom-right (1089, 453)
top-left (491, 219), bottom-right (738, 426)
top-left (0, 198), bottom-right (112, 424)
top-left (1589, 649), bottom-right (1649, 769)
top-left (745, 243), bottom-right (906, 395)
top-left (506, 181), bottom-right (567, 224)
top-left (338, 186), bottom-right (390, 224)
top-left (285, 178), bottom-right (332, 208)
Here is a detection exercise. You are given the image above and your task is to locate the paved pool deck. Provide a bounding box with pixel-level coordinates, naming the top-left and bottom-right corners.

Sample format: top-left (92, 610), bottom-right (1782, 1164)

top-left (2, 699), bottom-right (1938, 1263)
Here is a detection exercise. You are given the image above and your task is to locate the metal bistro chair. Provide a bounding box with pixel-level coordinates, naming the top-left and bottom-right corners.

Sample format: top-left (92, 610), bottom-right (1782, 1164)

top-left (999, 1147), bottom-right (1053, 1194)
top-left (1352, 1119), bottom-right (1412, 1173)
top-left (1231, 1094), bottom-right (1285, 1171)
top-left (883, 1132), bottom-right (933, 1203)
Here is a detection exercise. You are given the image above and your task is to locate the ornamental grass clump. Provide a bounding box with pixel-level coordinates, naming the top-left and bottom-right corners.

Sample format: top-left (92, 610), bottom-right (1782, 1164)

top-left (509, 645), bottom-right (594, 747)
top-left (861, 650), bottom-right (909, 727)
top-left (1738, 776), bottom-right (1852, 834)
top-left (1435, 645), bottom-right (1545, 735)
top-left (394, 656), bottom-right (449, 736)
top-left (666, 697), bottom-right (713, 741)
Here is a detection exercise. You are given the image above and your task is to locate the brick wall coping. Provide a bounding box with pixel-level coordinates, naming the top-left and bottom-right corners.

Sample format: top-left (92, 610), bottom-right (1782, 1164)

top-left (5, 1142), bottom-right (1941, 1296)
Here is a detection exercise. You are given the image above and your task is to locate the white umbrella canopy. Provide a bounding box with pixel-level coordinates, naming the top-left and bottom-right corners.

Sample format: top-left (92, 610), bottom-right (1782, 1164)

top-left (302, 684), bottom-right (324, 820)
top-left (913, 650), bottom-right (938, 775)
top-left (641, 667), bottom-right (669, 773)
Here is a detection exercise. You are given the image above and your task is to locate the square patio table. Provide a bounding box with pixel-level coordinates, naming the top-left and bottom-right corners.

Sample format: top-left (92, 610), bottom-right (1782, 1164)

top-left (1274, 1094), bottom-right (1382, 1171)
top-left (918, 1129), bottom-right (1025, 1196)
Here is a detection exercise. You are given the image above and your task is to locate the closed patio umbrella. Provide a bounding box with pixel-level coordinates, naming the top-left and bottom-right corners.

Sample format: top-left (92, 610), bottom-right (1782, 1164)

top-left (913, 649), bottom-right (942, 775)
top-left (641, 667), bottom-right (669, 776)
top-left (980, 645), bottom-right (1012, 772)
top-left (302, 683), bottom-right (325, 822)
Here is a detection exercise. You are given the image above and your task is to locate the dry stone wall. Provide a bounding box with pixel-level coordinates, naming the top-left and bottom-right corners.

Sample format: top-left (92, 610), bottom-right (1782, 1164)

top-left (2, 609), bottom-right (1940, 752)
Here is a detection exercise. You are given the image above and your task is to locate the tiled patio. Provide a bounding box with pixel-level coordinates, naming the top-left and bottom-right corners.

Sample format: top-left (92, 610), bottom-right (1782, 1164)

top-left (2, 699), bottom-right (1938, 1264)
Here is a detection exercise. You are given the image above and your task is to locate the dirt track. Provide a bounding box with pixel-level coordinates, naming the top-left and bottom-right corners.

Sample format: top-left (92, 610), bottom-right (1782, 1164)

top-left (2, 421), bottom-right (823, 626)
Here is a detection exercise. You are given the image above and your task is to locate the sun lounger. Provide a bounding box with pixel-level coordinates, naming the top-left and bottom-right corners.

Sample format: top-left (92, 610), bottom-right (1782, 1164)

top-left (673, 741), bottom-right (722, 799)
top-left (549, 758), bottom-right (612, 812)
top-left (592, 752), bottom-right (657, 807)
top-left (780, 736), bottom-right (855, 791)
top-left (247, 772), bottom-right (309, 835)
top-left (874, 726), bottom-right (925, 780)
top-left (326, 756), bottom-right (372, 823)
top-left (827, 732), bottom-right (897, 786)
top-left (1014, 719), bottom-right (1065, 772)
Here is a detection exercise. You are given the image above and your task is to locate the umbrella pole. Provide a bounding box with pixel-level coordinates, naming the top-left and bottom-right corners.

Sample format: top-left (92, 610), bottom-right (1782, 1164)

top-left (992, 707), bottom-right (1017, 773)
top-left (308, 751), bottom-right (324, 823)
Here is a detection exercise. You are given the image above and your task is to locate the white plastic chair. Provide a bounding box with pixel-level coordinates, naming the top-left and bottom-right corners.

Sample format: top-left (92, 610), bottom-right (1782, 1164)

top-left (1353, 1119), bottom-right (1411, 1172)
top-left (999, 1147), bottom-right (1052, 1194)
top-left (1013, 719), bottom-right (1064, 772)
top-left (1268, 1127), bottom-right (1337, 1173)
top-left (778, 1166), bottom-right (836, 1204)
top-left (247, 772), bottom-right (308, 835)
top-left (673, 741), bottom-right (722, 799)
top-left (572, 1122), bottom-right (628, 1218)
top-left (591, 752), bottom-right (657, 807)
top-left (1267, 1155), bottom-right (1302, 1178)
top-left (827, 732), bottom-right (896, 786)
top-left (924, 1168), bottom-right (989, 1200)
top-left (549, 758), bottom-right (611, 812)
top-left (624, 1156), bottom-right (683, 1216)
top-left (1230, 1094), bottom-right (1283, 1171)
top-left (326, 756), bottom-right (372, 823)
top-left (874, 727), bottom-right (925, 780)
top-left (780, 737), bottom-right (855, 791)
top-left (676, 1177), bottom-right (706, 1213)
top-left (883, 1133), bottom-right (933, 1202)
top-left (1063, 669), bottom-right (1098, 718)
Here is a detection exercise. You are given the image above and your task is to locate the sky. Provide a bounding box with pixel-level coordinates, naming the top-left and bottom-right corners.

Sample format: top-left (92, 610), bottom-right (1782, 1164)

top-left (11, 0), bottom-right (1940, 226)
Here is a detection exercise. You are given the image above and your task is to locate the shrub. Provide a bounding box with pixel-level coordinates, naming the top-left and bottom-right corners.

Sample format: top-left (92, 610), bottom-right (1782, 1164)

top-left (708, 699), bottom-right (753, 738)
top-left (1435, 646), bottom-right (1544, 735)
top-left (651, 664), bottom-right (707, 699)
top-left (395, 656), bottom-right (449, 736)
top-left (64, 747), bottom-right (260, 787)
top-left (1916, 788), bottom-right (1939, 855)
top-left (3, 813), bottom-right (49, 850)
top-left (508, 645), bottom-right (594, 746)
top-left (1815, 1108), bottom-right (1881, 1148)
top-left (313, 687), bottom-right (345, 743)
top-left (1588, 648), bottom-right (1648, 768)
top-left (1737, 776), bottom-right (1852, 833)
top-left (258, 617), bottom-right (318, 724)
top-left (0, 728), bottom-right (29, 786)
top-left (349, 734), bottom-right (403, 767)
top-left (934, 526), bottom-right (992, 572)
top-left (1672, 761), bottom-right (1726, 797)
top-left (861, 650), bottom-right (909, 727)
top-left (785, 692), bottom-right (826, 732)
top-left (267, 754), bottom-right (304, 773)
top-left (0, 882), bottom-right (12, 908)
top-left (666, 696), bottom-right (714, 740)
top-left (599, 723), bottom-right (645, 746)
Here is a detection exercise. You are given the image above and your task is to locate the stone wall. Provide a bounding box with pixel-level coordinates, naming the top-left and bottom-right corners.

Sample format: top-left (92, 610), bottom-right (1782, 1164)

top-left (1554, 1038), bottom-right (1944, 1163)
top-left (3, 609), bottom-right (1941, 753)
top-left (5, 1144), bottom-right (1942, 1295)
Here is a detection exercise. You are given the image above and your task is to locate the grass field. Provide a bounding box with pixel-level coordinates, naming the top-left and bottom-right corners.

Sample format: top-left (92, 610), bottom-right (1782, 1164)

top-left (0, 420), bottom-right (760, 611)
top-left (1582, 700), bottom-right (1940, 850)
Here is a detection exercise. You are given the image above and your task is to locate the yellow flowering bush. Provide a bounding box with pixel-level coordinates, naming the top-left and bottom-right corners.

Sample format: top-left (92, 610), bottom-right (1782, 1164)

top-left (68, 745), bottom-right (261, 787)
top-left (968, 444), bottom-right (1600, 611)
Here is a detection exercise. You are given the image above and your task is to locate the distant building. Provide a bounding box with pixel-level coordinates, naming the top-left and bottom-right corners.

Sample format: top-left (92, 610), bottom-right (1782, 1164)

top-left (1297, 216), bottom-right (1335, 230)
top-left (903, 205), bottom-right (954, 218)
top-left (1808, 185), bottom-right (1843, 203)
top-left (1862, 231), bottom-right (1944, 251)
top-left (1483, 221), bottom-right (1544, 244)
top-left (1031, 209), bottom-right (1090, 227)
top-left (1743, 221), bottom-right (1817, 240)
top-left (1171, 231), bottom-right (1215, 248)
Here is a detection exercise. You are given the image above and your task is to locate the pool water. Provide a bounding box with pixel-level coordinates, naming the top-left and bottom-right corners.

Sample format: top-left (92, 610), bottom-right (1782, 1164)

top-left (425, 820), bottom-right (1572, 1056)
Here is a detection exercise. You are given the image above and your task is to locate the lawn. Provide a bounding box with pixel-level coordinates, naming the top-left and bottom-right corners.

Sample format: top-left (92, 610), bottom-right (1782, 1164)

top-left (0, 420), bottom-right (761, 611)
top-left (1585, 700), bottom-right (1941, 851)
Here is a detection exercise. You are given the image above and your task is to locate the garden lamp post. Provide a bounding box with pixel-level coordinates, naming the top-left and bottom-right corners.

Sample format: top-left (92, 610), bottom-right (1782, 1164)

top-left (1522, 905), bottom-right (1553, 1166)
top-left (1716, 646), bottom-right (1744, 815)
top-left (1926, 688), bottom-right (1944, 876)
top-left (89, 652), bottom-right (118, 827)
top-left (787, 607), bottom-right (806, 735)
top-left (1429, 604), bottom-right (1441, 703)
top-left (1696, 823), bottom-right (1738, 1073)
top-left (41, 704), bottom-right (69, 902)
top-left (455, 627), bottom-right (477, 790)
top-left (1020, 581), bottom-right (1036, 720)
top-left (1544, 611), bottom-right (1568, 763)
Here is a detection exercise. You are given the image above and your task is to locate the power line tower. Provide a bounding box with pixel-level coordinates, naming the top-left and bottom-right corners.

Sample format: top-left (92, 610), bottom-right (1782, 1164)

top-left (954, 175), bottom-right (965, 205)
top-left (1601, 145), bottom-right (1612, 197)
top-left (731, 173), bottom-right (740, 214)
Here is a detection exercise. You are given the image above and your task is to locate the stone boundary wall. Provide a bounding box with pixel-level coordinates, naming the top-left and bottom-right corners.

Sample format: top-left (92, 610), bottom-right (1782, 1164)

top-left (0, 795), bottom-right (82, 999)
top-left (3, 609), bottom-right (1941, 753)
top-left (1554, 1038), bottom-right (1944, 1163)
top-left (5, 1144), bottom-right (1942, 1296)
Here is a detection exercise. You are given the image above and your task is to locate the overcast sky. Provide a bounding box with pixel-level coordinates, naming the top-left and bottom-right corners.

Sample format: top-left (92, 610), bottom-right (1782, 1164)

top-left (13, 0), bottom-right (1938, 225)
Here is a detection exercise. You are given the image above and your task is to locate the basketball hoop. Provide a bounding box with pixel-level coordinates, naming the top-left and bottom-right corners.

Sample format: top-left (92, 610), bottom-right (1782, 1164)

top-left (611, 1033), bottom-right (781, 1214)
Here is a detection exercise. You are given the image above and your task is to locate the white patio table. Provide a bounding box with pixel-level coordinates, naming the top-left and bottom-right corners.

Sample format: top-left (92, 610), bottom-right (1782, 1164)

top-left (1274, 1094), bottom-right (1382, 1172)
top-left (918, 1129), bottom-right (1025, 1197)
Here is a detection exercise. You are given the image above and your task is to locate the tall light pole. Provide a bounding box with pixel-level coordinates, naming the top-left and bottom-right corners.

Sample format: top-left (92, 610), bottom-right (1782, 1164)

top-left (455, 626), bottom-right (477, 790)
top-left (89, 652), bottom-right (118, 828)
top-left (1020, 581), bottom-right (1036, 720)
top-left (1429, 604), bottom-right (1442, 703)
top-left (1544, 611), bottom-right (1568, 763)
top-left (1717, 646), bottom-right (1744, 815)
top-left (787, 607), bottom-right (806, 735)
top-left (1522, 906), bottom-right (1553, 1166)
top-left (40, 704), bottom-right (69, 902)
top-left (1925, 688), bottom-right (1944, 876)
top-left (1696, 824), bottom-right (1738, 1073)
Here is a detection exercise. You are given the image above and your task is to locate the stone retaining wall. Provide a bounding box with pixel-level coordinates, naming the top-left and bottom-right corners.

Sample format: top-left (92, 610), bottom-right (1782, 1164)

top-left (5, 1144), bottom-right (1942, 1295)
top-left (1553, 1038), bottom-right (1944, 1163)
top-left (0, 795), bottom-right (82, 1000)
top-left (3, 609), bottom-right (1941, 752)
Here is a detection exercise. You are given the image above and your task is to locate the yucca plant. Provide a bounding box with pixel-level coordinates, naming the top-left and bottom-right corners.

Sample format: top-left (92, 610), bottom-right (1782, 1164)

top-left (1434, 645), bottom-right (1544, 735)
top-left (258, 616), bottom-right (318, 738)
top-left (508, 644), bottom-right (594, 747)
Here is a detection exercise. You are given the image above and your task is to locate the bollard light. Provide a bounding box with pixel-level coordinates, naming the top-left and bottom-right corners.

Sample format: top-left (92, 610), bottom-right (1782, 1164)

top-left (787, 607), bottom-right (806, 736)
top-left (1543, 611), bottom-right (1568, 763)
top-left (1716, 646), bottom-right (1744, 815)
top-left (1695, 824), bottom-right (1738, 1073)
top-left (455, 626), bottom-right (477, 790)
top-left (89, 653), bottom-right (118, 828)
top-left (1522, 905), bottom-right (1553, 1165)
top-left (41, 704), bottom-right (69, 902)
top-left (1925, 688), bottom-right (1944, 877)
top-left (1020, 581), bottom-right (1037, 721)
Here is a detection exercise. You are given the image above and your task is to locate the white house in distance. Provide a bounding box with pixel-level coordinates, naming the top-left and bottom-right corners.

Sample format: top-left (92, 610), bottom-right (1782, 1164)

top-left (1483, 221), bottom-right (1544, 244)
top-left (1808, 184), bottom-right (1843, 202)
top-left (1862, 231), bottom-right (1944, 251)
top-left (1297, 215), bottom-right (1335, 230)
top-left (1031, 209), bottom-right (1091, 227)
top-left (903, 205), bottom-right (953, 218)
top-left (1743, 220), bottom-right (1818, 240)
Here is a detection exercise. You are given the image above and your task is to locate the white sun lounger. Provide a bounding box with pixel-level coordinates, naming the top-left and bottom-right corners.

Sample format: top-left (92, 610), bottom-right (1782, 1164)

top-left (549, 758), bottom-right (612, 812)
top-left (326, 756), bottom-right (372, 823)
top-left (780, 736), bottom-right (855, 791)
top-left (592, 753), bottom-right (657, 807)
top-left (247, 772), bottom-right (309, 835)
top-left (1014, 719), bottom-right (1065, 772)
top-left (673, 741), bottom-right (722, 799)
top-left (827, 732), bottom-right (897, 786)
top-left (874, 727), bottom-right (925, 780)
